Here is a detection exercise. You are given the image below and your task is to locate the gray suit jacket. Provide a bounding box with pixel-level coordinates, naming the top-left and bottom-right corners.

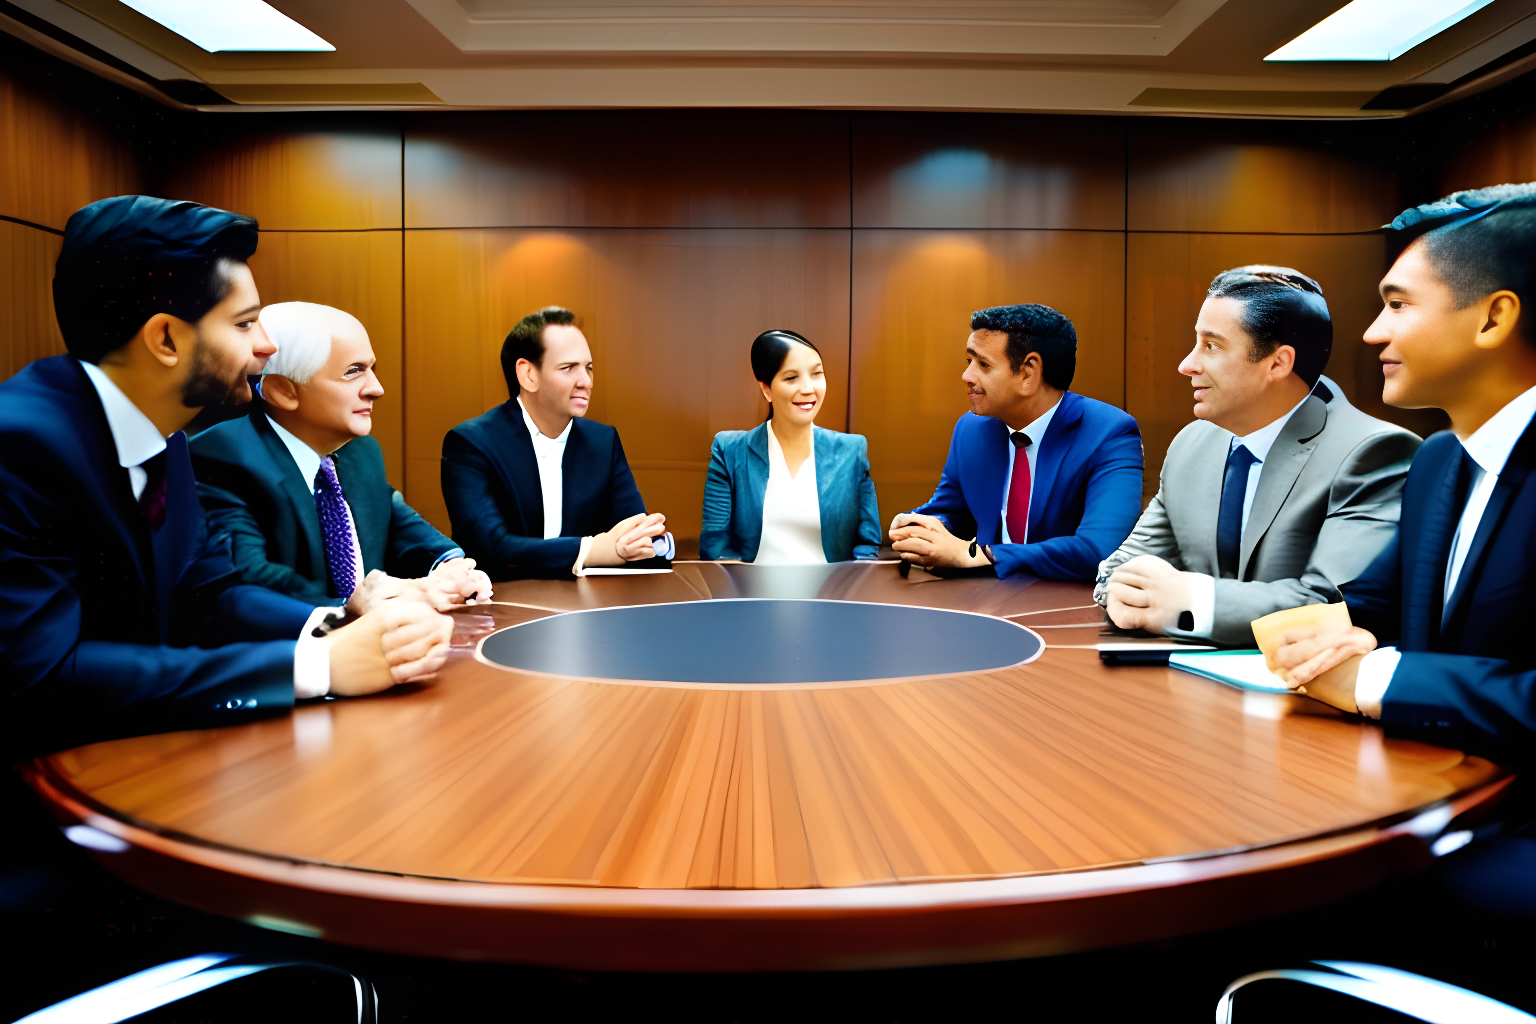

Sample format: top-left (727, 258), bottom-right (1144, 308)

top-left (1097, 379), bottom-right (1422, 647)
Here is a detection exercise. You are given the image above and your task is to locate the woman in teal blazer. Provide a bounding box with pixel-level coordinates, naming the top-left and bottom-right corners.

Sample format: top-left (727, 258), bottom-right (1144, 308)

top-left (701, 330), bottom-right (881, 563)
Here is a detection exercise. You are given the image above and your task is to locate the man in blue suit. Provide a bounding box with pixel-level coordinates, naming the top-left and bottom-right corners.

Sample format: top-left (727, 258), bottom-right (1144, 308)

top-left (1278, 185), bottom-right (1536, 917)
top-left (889, 303), bottom-right (1143, 581)
top-left (442, 306), bottom-right (669, 580)
top-left (0, 197), bottom-right (451, 755)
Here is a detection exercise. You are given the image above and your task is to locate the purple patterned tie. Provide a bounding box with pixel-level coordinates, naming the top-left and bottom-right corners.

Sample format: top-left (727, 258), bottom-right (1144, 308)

top-left (313, 457), bottom-right (359, 599)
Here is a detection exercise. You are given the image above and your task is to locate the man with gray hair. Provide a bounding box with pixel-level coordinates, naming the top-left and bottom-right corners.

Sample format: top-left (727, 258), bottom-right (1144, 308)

top-left (191, 301), bottom-right (490, 612)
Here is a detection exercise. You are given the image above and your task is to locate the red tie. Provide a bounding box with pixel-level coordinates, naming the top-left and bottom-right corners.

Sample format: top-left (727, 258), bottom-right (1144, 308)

top-left (1005, 432), bottom-right (1032, 544)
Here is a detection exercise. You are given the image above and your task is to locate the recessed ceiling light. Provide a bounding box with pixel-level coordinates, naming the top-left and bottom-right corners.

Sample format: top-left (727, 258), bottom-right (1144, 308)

top-left (119, 0), bottom-right (335, 52)
top-left (1266, 0), bottom-right (1495, 61)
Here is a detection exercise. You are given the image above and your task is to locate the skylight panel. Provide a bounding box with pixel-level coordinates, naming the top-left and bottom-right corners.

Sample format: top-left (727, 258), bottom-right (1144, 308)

top-left (1266, 0), bottom-right (1495, 61)
top-left (119, 0), bottom-right (335, 52)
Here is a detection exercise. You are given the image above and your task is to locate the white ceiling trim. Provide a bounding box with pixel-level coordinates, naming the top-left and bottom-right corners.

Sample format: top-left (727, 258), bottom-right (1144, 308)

top-left (9, 0), bottom-right (196, 78)
top-left (402, 0), bottom-right (1229, 55)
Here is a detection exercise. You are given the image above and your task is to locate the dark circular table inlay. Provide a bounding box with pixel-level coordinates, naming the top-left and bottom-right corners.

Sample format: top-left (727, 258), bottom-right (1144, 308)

top-left (480, 599), bottom-right (1043, 684)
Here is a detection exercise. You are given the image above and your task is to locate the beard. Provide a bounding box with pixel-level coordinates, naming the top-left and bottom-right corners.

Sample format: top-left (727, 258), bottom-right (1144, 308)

top-left (181, 331), bottom-right (254, 410)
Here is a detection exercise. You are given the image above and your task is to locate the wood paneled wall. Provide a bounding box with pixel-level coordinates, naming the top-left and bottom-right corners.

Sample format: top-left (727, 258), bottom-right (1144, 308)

top-left (7, 92), bottom-right (1462, 544)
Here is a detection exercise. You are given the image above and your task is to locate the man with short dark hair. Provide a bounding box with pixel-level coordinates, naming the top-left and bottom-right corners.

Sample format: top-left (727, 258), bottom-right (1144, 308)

top-left (889, 303), bottom-right (1143, 581)
top-left (441, 306), bottom-right (670, 579)
top-left (0, 196), bottom-right (451, 754)
top-left (1098, 266), bottom-right (1420, 646)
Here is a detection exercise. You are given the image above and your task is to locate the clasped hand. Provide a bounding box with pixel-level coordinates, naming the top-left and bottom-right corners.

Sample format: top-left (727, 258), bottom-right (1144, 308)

top-left (1271, 623), bottom-right (1377, 714)
top-left (1104, 555), bottom-right (1196, 634)
top-left (323, 599), bottom-right (455, 696)
top-left (587, 512), bottom-right (668, 568)
top-left (888, 513), bottom-right (989, 568)
top-left (345, 558), bottom-right (493, 616)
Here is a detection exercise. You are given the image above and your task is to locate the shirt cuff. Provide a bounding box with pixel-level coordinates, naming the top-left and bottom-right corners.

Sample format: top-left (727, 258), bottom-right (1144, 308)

top-left (572, 536), bottom-right (596, 577)
top-left (430, 547), bottom-right (466, 572)
top-left (1186, 572), bottom-right (1215, 637)
top-left (1355, 645), bottom-right (1400, 719)
top-left (293, 606), bottom-right (333, 700)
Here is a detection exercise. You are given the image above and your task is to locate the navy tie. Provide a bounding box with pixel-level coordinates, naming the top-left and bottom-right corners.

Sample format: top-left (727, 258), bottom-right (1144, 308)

top-left (1216, 444), bottom-right (1258, 579)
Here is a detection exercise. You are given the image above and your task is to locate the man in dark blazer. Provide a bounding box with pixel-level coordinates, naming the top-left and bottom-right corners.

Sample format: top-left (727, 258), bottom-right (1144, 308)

top-left (1277, 185), bottom-right (1536, 917)
top-left (192, 302), bottom-right (489, 610)
top-left (0, 197), bottom-right (451, 755)
top-left (890, 303), bottom-right (1143, 581)
top-left (442, 306), bottom-right (670, 580)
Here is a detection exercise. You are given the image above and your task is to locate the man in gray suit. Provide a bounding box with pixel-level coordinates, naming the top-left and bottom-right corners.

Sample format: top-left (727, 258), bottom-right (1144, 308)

top-left (1097, 266), bottom-right (1421, 647)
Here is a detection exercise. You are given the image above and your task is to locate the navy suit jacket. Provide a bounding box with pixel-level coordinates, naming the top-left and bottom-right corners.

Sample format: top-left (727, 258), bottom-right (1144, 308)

top-left (700, 423), bottom-right (882, 562)
top-left (191, 409), bottom-right (458, 604)
top-left (0, 357), bottom-right (313, 755)
top-left (1344, 422), bottom-right (1536, 749)
top-left (441, 401), bottom-right (647, 579)
top-left (910, 391), bottom-right (1144, 581)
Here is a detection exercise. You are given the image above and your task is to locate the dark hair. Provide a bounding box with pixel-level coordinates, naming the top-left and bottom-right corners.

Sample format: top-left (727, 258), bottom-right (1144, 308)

top-left (969, 304), bottom-right (1077, 391)
top-left (501, 306), bottom-right (577, 395)
top-left (1205, 266), bottom-right (1332, 387)
top-left (750, 329), bottom-right (821, 419)
top-left (1390, 184), bottom-right (1536, 328)
top-left (53, 196), bottom-right (259, 364)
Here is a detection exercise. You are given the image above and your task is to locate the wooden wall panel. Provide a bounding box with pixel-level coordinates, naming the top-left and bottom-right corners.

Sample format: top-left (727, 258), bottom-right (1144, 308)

top-left (850, 229), bottom-right (1126, 531)
top-left (1128, 123), bottom-right (1398, 234)
top-left (157, 132), bottom-right (403, 230)
top-left (404, 228), bottom-right (852, 541)
top-left (404, 111), bottom-right (849, 229)
top-left (1439, 109), bottom-right (1536, 194)
top-left (852, 113), bottom-right (1125, 230)
top-left (246, 231), bottom-right (405, 489)
top-left (0, 67), bottom-right (140, 232)
top-left (0, 221), bottom-right (65, 380)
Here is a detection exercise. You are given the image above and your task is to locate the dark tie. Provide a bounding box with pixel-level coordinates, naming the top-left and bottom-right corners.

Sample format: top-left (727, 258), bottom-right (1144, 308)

top-left (138, 450), bottom-right (169, 531)
top-left (1216, 444), bottom-right (1258, 579)
top-left (314, 457), bottom-right (360, 599)
top-left (1005, 431), bottom-right (1033, 545)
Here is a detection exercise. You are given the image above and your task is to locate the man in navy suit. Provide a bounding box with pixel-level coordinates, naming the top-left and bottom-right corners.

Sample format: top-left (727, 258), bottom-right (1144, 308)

top-left (1278, 185), bottom-right (1536, 917)
top-left (192, 302), bottom-right (490, 610)
top-left (889, 303), bottom-right (1143, 581)
top-left (442, 306), bottom-right (670, 580)
top-left (0, 197), bottom-right (451, 755)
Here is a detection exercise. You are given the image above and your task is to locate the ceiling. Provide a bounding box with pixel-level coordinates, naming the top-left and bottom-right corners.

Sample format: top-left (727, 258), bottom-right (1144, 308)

top-left (7, 0), bottom-right (1536, 116)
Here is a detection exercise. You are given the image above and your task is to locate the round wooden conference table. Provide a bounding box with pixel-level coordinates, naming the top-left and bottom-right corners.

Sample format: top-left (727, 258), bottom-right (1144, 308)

top-left (22, 562), bottom-right (1511, 972)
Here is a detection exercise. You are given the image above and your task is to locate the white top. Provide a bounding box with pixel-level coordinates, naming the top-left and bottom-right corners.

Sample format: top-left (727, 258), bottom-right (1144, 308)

top-left (998, 398), bottom-right (1062, 545)
top-left (76, 359), bottom-right (331, 698)
top-left (755, 424), bottom-right (826, 565)
top-left (267, 417), bottom-right (365, 594)
top-left (519, 397), bottom-right (572, 539)
top-left (1356, 383), bottom-right (1536, 717)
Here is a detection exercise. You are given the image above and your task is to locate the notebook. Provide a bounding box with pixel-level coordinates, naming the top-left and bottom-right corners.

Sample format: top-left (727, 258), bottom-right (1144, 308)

top-left (1167, 650), bottom-right (1295, 693)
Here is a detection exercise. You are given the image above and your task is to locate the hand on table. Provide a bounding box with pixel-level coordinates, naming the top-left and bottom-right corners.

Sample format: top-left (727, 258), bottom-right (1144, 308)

top-left (587, 512), bottom-right (668, 567)
top-left (323, 600), bottom-right (454, 696)
top-left (1104, 555), bottom-right (1197, 634)
top-left (888, 513), bottom-right (989, 569)
top-left (1273, 623), bottom-right (1377, 714)
top-left (419, 557), bottom-right (493, 609)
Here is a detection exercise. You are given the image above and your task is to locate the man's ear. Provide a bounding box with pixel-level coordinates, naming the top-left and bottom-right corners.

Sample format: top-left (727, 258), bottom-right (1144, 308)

top-left (515, 357), bottom-right (540, 394)
top-left (1016, 351), bottom-right (1045, 395)
top-left (261, 374), bottom-right (302, 412)
top-left (1476, 290), bottom-right (1522, 351)
top-left (1267, 344), bottom-right (1298, 381)
top-left (135, 313), bottom-right (186, 368)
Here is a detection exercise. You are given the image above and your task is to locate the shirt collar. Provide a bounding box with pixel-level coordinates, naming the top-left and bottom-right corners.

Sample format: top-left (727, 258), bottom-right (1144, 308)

top-left (518, 397), bottom-right (572, 446)
top-left (1462, 384), bottom-right (1536, 477)
top-left (77, 359), bottom-right (167, 470)
top-left (267, 415), bottom-right (325, 494)
top-left (1010, 397), bottom-right (1062, 446)
top-left (1231, 392), bottom-right (1311, 464)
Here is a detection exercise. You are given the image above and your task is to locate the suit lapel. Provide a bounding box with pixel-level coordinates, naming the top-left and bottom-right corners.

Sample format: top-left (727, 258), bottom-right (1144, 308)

top-left (1238, 395), bottom-right (1326, 577)
top-left (151, 432), bottom-right (200, 638)
top-left (252, 412), bottom-right (327, 577)
top-left (488, 403), bottom-right (544, 536)
top-left (974, 415), bottom-right (1009, 544)
top-left (560, 420), bottom-right (587, 535)
top-left (334, 440), bottom-right (384, 572)
top-left (1401, 442), bottom-right (1466, 646)
top-left (1441, 418), bottom-right (1536, 633)
top-left (1187, 428), bottom-right (1231, 573)
top-left (1027, 393), bottom-right (1080, 536)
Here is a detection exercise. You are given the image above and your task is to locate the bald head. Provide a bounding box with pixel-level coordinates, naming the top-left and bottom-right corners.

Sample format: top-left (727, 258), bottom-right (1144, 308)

top-left (258, 302), bottom-right (382, 456)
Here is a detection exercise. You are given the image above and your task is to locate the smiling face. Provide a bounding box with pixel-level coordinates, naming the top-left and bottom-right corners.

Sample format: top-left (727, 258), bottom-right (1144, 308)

top-left (961, 329), bottom-right (1022, 421)
top-left (1180, 296), bottom-right (1298, 434)
top-left (289, 321), bottom-right (383, 448)
top-left (518, 324), bottom-right (593, 428)
top-left (757, 340), bottom-right (825, 426)
top-left (180, 261), bottom-right (272, 409)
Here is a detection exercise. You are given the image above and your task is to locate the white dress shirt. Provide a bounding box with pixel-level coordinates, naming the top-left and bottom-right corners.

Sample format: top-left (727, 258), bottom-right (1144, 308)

top-left (755, 425), bottom-right (826, 565)
top-left (1355, 384), bottom-right (1536, 717)
top-left (998, 398), bottom-right (1062, 545)
top-left (519, 397), bottom-right (572, 539)
top-left (77, 360), bottom-right (332, 698)
top-left (1185, 392), bottom-right (1312, 636)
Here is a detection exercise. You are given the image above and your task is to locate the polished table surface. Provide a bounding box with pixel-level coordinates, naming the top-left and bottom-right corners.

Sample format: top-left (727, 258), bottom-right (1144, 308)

top-left (21, 562), bottom-right (1511, 971)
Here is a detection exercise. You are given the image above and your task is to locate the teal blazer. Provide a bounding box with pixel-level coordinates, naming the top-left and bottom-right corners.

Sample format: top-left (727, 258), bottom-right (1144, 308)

top-left (701, 423), bottom-right (881, 562)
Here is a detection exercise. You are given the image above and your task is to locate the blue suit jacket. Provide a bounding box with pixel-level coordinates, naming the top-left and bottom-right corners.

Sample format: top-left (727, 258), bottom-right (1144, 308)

top-left (0, 357), bottom-right (314, 755)
top-left (700, 423), bottom-right (882, 562)
top-left (1344, 423), bottom-right (1536, 748)
top-left (910, 392), bottom-right (1144, 581)
top-left (191, 409), bottom-right (458, 604)
top-left (442, 401), bottom-right (647, 579)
